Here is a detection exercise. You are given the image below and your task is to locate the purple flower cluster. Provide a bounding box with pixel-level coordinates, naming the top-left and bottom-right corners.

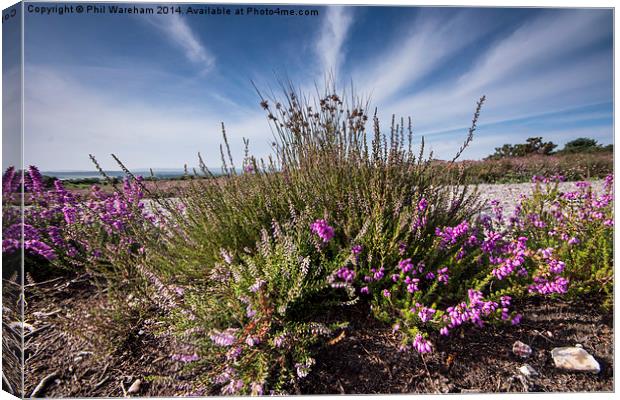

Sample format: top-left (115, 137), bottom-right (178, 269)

top-left (491, 237), bottom-right (528, 280)
top-left (336, 266), bottom-right (356, 283)
top-left (528, 276), bottom-right (569, 295)
top-left (209, 328), bottom-right (238, 347)
top-left (412, 334), bottom-right (432, 353)
top-left (310, 219), bottom-right (335, 242)
top-left (435, 220), bottom-right (470, 247)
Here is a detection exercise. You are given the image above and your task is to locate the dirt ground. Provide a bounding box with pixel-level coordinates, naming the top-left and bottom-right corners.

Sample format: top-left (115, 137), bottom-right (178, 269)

top-left (19, 275), bottom-right (613, 397)
top-left (302, 297), bottom-right (613, 394)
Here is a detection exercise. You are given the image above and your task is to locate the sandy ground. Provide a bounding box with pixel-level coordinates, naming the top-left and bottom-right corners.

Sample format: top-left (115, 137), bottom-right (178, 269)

top-left (475, 180), bottom-right (605, 216)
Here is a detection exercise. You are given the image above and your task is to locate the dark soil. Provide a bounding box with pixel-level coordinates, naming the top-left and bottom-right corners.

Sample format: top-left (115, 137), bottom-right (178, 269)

top-left (21, 276), bottom-right (613, 397)
top-left (302, 297), bottom-right (614, 394)
top-left (22, 275), bottom-right (196, 398)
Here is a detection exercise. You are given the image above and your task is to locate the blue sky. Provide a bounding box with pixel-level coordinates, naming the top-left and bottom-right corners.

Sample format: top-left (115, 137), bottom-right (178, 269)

top-left (13, 4), bottom-right (614, 170)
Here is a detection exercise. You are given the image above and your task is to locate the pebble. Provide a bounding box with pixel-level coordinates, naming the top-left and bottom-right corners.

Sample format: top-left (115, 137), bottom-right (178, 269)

top-left (513, 341), bottom-right (532, 358)
top-left (518, 364), bottom-right (539, 377)
top-left (127, 379), bottom-right (142, 394)
top-left (551, 347), bottom-right (600, 373)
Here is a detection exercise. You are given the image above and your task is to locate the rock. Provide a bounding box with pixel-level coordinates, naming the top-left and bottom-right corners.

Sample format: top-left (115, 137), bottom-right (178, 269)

top-left (551, 347), bottom-right (600, 373)
top-left (575, 343), bottom-right (583, 348)
top-left (518, 364), bottom-right (539, 377)
top-left (127, 379), bottom-right (142, 394)
top-left (513, 341), bottom-right (532, 358)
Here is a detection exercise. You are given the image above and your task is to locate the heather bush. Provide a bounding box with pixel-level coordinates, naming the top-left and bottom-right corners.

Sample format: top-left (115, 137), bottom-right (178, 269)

top-left (453, 153), bottom-right (613, 184)
top-left (98, 85), bottom-right (487, 393)
top-left (2, 164), bottom-right (155, 282)
top-left (3, 82), bottom-right (614, 395)
top-left (510, 175), bottom-right (614, 306)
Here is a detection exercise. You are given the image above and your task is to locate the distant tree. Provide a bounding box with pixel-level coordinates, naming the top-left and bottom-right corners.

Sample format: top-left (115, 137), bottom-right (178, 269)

top-left (487, 137), bottom-right (557, 159)
top-left (559, 137), bottom-right (604, 154)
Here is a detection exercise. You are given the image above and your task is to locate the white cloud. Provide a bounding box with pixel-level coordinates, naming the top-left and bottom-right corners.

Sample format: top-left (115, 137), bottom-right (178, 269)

top-left (315, 6), bottom-right (353, 78)
top-left (455, 10), bottom-right (611, 94)
top-left (148, 15), bottom-right (215, 74)
top-left (370, 10), bottom-right (612, 154)
top-left (353, 10), bottom-right (499, 104)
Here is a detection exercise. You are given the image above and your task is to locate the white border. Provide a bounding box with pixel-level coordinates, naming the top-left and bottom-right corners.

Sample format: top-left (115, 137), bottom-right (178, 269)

top-left (0, 2), bottom-right (616, 400)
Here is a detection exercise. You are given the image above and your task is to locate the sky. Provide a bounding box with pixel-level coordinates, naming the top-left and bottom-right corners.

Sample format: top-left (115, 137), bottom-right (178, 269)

top-left (6, 4), bottom-right (614, 170)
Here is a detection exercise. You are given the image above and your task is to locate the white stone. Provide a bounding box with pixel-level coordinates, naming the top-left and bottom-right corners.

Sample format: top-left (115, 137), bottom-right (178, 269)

top-left (513, 341), bottom-right (532, 358)
top-left (127, 379), bottom-right (142, 394)
top-left (518, 364), bottom-right (538, 377)
top-left (551, 347), bottom-right (600, 373)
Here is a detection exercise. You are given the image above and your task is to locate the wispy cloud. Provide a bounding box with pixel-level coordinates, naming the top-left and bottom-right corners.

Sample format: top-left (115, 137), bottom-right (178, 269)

top-left (455, 10), bottom-right (611, 93)
top-left (373, 10), bottom-right (612, 157)
top-left (315, 6), bottom-right (353, 78)
top-left (354, 10), bottom-right (499, 104)
top-left (149, 15), bottom-right (215, 74)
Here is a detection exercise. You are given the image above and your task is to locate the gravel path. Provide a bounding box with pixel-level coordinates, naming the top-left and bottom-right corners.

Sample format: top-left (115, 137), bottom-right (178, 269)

top-left (475, 180), bottom-right (605, 216)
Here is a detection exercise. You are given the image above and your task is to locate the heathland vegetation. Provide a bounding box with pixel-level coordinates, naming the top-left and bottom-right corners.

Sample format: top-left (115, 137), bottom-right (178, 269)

top-left (2, 84), bottom-right (614, 395)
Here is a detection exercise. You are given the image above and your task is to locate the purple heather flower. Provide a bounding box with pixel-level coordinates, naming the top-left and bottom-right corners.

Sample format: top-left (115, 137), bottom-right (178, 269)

top-left (360, 286), bottom-right (369, 295)
top-left (220, 249), bottom-right (233, 264)
top-left (437, 267), bottom-right (449, 284)
top-left (249, 279), bottom-right (266, 293)
top-left (250, 382), bottom-right (263, 396)
top-left (245, 336), bottom-right (260, 347)
top-left (24, 240), bottom-right (56, 261)
top-left (372, 267), bottom-right (385, 280)
top-left (398, 258), bottom-right (414, 273)
top-left (418, 307), bottom-right (436, 323)
top-left (274, 334), bottom-right (286, 348)
top-left (351, 244), bottom-right (362, 255)
top-left (412, 334), bottom-right (433, 354)
top-left (575, 181), bottom-right (591, 189)
top-left (310, 219), bottom-right (335, 242)
top-left (221, 379), bottom-right (244, 395)
top-left (418, 197), bottom-right (428, 212)
top-left (295, 358), bottom-right (315, 378)
top-left (511, 314), bottom-right (522, 325)
top-left (382, 289), bottom-right (391, 298)
top-left (548, 259), bottom-right (565, 274)
top-left (336, 266), bottom-right (356, 283)
top-left (398, 242), bottom-right (407, 255)
top-left (209, 328), bottom-right (237, 347)
top-left (405, 277), bottom-right (420, 293)
top-left (528, 276), bottom-right (569, 295)
top-left (246, 305), bottom-right (257, 318)
top-left (604, 174), bottom-right (613, 191)
top-left (226, 346), bottom-right (243, 360)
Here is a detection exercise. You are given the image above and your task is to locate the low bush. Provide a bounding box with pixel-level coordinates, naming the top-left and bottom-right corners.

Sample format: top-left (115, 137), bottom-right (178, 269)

top-left (3, 83), bottom-right (613, 395)
top-left (452, 153), bottom-right (613, 184)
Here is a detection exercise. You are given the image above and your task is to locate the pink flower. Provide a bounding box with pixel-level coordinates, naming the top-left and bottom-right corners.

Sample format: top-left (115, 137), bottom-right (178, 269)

top-left (311, 219), bottom-right (335, 242)
top-left (412, 334), bottom-right (433, 354)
